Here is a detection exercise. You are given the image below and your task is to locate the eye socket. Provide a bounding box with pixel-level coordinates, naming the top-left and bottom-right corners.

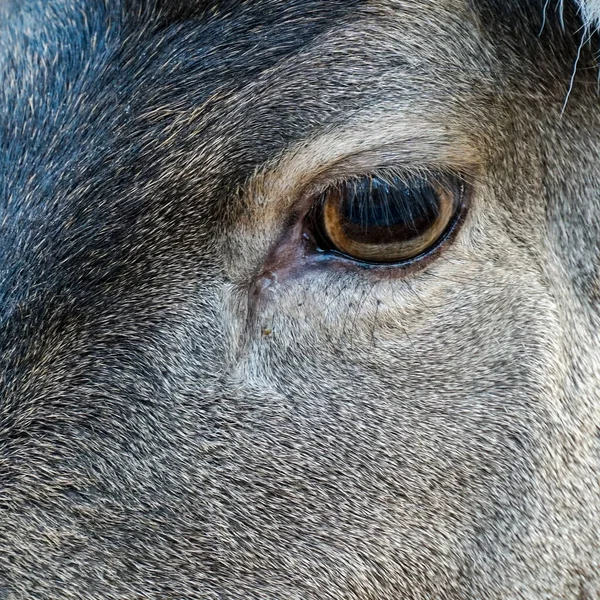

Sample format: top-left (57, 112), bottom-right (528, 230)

top-left (309, 173), bottom-right (464, 265)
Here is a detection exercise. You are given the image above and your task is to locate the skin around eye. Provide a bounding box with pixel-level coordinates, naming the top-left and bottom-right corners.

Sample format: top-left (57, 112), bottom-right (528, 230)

top-left (315, 174), bottom-right (460, 264)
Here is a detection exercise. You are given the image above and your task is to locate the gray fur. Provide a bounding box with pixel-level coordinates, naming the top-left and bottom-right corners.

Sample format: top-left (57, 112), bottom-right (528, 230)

top-left (0, 0), bottom-right (599, 598)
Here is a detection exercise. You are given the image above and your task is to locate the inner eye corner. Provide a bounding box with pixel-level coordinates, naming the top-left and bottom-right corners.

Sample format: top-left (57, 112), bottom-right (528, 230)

top-left (302, 169), bottom-right (469, 269)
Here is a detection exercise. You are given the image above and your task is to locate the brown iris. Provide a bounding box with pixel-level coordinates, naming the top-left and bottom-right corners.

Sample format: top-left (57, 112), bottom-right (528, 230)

top-left (313, 174), bottom-right (462, 264)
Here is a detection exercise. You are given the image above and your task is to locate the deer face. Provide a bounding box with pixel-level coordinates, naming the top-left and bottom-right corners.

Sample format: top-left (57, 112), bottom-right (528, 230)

top-left (1, 1), bottom-right (599, 598)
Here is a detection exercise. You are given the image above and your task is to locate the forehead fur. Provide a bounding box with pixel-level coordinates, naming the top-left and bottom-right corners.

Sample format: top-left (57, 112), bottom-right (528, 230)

top-left (125, 0), bottom-right (595, 33)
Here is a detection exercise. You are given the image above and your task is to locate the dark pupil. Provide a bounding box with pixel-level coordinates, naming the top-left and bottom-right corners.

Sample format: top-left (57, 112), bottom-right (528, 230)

top-left (338, 176), bottom-right (440, 244)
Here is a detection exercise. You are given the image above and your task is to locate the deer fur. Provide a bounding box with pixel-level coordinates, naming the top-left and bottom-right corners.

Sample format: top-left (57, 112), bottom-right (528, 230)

top-left (0, 1), bottom-right (599, 598)
top-left (579, 0), bottom-right (600, 27)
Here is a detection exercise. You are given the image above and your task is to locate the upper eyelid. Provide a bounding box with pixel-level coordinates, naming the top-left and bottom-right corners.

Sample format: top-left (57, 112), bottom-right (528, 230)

top-left (307, 166), bottom-right (462, 194)
top-left (246, 116), bottom-right (480, 217)
top-left (279, 164), bottom-right (470, 231)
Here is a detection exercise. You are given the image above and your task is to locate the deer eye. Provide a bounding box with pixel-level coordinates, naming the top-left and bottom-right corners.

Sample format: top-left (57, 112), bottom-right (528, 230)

top-left (310, 173), bottom-right (464, 265)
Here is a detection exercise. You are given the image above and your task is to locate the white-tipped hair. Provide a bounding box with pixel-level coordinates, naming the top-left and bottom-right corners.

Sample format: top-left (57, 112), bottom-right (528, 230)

top-left (577, 0), bottom-right (600, 28)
